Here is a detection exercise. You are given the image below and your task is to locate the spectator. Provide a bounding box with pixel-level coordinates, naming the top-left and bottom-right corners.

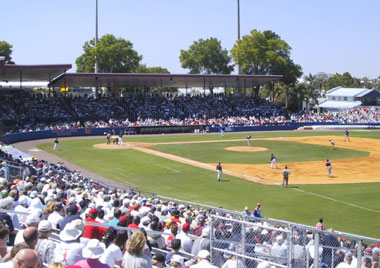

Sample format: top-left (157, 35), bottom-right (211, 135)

top-left (122, 230), bottom-right (152, 268)
top-left (336, 252), bottom-right (353, 268)
top-left (35, 220), bottom-right (56, 265)
top-left (74, 239), bottom-right (108, 268)
top-left (191, 228), bottom-right (211, 257)
top-left (54, 221), bottom-right (85, 266)
top-left (152, 253), bottom-right (165, 268)
top-left (165, 239), bottom-right (182, 266)
top-left (2, 248), bottom-right (39, 268)
top-left (20, 227), bottom-right (39, 250)
top-left (0, 225), bottom-right (10, 261)
top-left (48, 202), bottom-right (64, 229)
top-left (169, 255), bottom-right (184, 268)
top-left (190, 250), bottom-right (217, 268)
top-left (14, 215), bottom-right (39, 245)
top-left (316, 218), bottom-right (324, 230)
top-left (99, 227), bottom-right (123, 268)
top-left (177, 223), bottom-right (193, 253)
top-left (82, 208), bottom-right (106, 240)
top-left (58, 203), bottom-right (81, 230)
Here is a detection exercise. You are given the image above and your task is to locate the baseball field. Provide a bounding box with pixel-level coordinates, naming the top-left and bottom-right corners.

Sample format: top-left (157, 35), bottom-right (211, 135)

top-left (37, 130), bottom-right (380, 237)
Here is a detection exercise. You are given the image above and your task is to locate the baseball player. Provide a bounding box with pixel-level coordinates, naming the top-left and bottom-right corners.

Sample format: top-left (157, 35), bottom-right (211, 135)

top-left (220, 126), bottom-right (225, 137)
top-left (106, 133), bottom-right (111, 145)
top-left (282, 166), bottom-right (291, 188)
top-left (216, 162), bottom-right (222, 182)
top-left (247, 134), bottom-right (251, 146)
top-left (119, 131), bottom-right (123, 146)
top-left (270, 153), bottom-right (279, 169)
top-left (53, 137), bottom-right (61, 151)
top-left (326, 159), bottom-right (332, 177)
top-left (344, 129), bottom-right (350, 142)
top-left (329, 139), bottom-right (335, 150)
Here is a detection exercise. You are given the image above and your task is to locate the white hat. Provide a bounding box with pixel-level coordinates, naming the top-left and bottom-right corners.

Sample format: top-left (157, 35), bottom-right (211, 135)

top-left (82, 239), bottom-right (105, 259)
top-left (59, 224), bottom-right (82, 241)
top-left (122, 198), bottom-right (130, 206)
top-left (19, 195), bottom-right (28, 205)
top-left (26, 214), bottom-right (40, 225)
top-left (257, 261), bottom-right (271, 268)
top-left (171, 255), bottom-right (184, 267)
top-left (38, 220), bottom-right (52, 232)
top-left (30, 198), bottom-right (43, 210)
top-left (30, 191), bottom-right (38, 198)
top-left (70, 219), bottom-right (85, 233)
top-left (201, 227), bottom-right (210, 238)
top-left (197, 250), bottom-right (210, 259)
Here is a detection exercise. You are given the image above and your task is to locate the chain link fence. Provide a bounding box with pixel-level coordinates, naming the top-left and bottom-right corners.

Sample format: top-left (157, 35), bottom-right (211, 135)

top-left (209, 215), bottom-right (380, 268)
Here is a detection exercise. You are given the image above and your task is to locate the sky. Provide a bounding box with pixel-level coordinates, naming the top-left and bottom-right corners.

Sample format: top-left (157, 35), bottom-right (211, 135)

top-left (2, 0), bottom-right (380, 79)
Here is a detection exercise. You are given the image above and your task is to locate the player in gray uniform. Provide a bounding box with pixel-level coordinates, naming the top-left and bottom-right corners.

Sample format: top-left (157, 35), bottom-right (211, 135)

top-left (216, 162), bottom-right (222, 182)
top-left (247, 134), bottom-right (251, 146)
top-left (326, 159), bottom-right (332, 177)
top-left (282, 166), bottom-right (291, 188)
top-left (329, 139), bottom-right (335, 150)
top-left (344, 130), bottom-right (350, 142)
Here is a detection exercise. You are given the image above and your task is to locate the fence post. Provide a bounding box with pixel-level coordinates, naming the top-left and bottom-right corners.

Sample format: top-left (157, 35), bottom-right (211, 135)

top-left (357, 240), bottom-right (362, 268)
top-left (209, 215), bottom-right (214, 265)
top-left (242, 220), bottom-right (246, 268)
top-left (288, 226), bottom-right (294, 268)
top-left (314, 231), bottom-right (320, 268)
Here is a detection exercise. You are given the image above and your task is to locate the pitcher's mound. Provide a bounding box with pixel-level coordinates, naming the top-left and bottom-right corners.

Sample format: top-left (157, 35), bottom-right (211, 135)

top-left (225, 146), bottom-right (268, 152)
top-left (94, 142), bottom-right (155, 149)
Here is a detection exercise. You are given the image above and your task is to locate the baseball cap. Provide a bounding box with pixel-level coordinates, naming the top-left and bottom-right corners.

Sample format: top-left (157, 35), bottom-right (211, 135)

top-left (152, 253), bottom-right (165, 264)
top-left (182, 223), bottom-right (190, 232)
top-left (38, 220), bottom-right (52, 232)
top-left (88, 208), bottom-right (98, 217)
top-left (197, 250), bottom-right (210, 259)
top-left (66, 204), bottom-right (78, 214)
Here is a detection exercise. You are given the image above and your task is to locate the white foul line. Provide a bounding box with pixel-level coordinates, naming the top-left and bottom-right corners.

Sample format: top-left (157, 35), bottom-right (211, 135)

top-left (154, 164), bottom-right (179, 173)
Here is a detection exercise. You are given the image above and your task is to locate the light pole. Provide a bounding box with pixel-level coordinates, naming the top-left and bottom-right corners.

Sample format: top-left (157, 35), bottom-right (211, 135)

top-left (95, 0), bottom-right (99, 74)
top-left (237, 0), bottom-right (241, 75)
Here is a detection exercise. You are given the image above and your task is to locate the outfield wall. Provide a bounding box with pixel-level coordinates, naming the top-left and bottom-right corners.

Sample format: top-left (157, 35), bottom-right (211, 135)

top-left (2, 122), bottom-right (380, 144)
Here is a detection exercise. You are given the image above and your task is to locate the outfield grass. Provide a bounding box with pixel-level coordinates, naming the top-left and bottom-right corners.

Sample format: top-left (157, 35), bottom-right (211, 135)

top-left (153, 140), bottom-right (369, 164)
top-left (37, 130), bottom-right (380, 237)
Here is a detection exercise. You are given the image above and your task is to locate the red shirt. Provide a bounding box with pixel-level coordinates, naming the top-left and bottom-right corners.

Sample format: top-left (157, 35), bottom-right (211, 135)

top-left (127, 223), bottom-right (139, 229)
top-left (83, 217), bottom-right (106, 240)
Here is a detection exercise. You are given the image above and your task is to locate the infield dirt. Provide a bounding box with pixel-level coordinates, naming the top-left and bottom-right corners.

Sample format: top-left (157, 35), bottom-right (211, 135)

top-left (94, 136), bottom-right (379, 185)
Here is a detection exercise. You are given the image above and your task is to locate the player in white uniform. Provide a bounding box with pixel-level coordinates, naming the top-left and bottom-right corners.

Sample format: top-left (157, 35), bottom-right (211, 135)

top-left (270, 154), bottom-right (278, 169)
top-left (329, 139), bottom-right (335, 150)
top-left (247, 134), bottom-right (251, 146)
top-left (53, 137), bottom-right (61, 151)
top-left (326, 159), bottom-right (332, 177)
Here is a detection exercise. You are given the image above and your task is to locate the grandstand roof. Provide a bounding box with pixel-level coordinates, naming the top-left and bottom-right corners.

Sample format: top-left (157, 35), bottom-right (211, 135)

top-left (318, 100), bottom-right (362, 109)
top-left (48, 73), bottom-right (282, 88)
top-left (327, 86), bottom-right (371, 97)
top-left (0, 61), bottom-right (72, 82)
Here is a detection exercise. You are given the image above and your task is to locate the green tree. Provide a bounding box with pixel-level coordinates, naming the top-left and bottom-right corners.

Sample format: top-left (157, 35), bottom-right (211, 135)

top-left (325, 72), bottom-right (360, 90)
top-left (230, 30), bottom-right (302, 97)
top-left (179, 37), bottom-right (234, 74)
top-left (134, 64), bottom-right (177, 92)
top-left (0, 41), bottom-right (15, 64)
top-left (135, 64), bottom-right (170, 74)
top-left (76, 34), bottom-right (141, 73)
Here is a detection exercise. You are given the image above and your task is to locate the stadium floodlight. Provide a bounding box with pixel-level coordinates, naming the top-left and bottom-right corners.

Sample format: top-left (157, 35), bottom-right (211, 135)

top-left (237, 0), bottom-right (241, 75)
top-left (95, 0), bottom-right (99, 74)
